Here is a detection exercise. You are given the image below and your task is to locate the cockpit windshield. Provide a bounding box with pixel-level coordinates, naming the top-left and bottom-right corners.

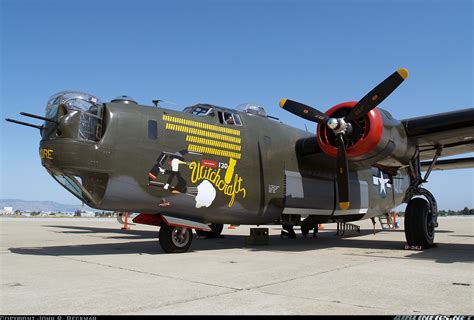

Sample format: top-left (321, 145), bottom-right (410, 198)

top-left (183, 104), bottom-right (215, 117)
top-left (45, 91), bottom-right (103, 142)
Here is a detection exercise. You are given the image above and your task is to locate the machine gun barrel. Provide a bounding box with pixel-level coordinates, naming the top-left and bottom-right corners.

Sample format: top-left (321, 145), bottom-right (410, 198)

top-left (5, 118), bottom-right (43, 130)
top-left (20, 112), bottom-right (58, 124)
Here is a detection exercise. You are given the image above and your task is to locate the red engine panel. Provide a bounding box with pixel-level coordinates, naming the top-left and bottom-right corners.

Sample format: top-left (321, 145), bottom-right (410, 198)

top-left (317, 101), bottom-right (384, 158)
top-left (133, 213), bottom-right (163, 226)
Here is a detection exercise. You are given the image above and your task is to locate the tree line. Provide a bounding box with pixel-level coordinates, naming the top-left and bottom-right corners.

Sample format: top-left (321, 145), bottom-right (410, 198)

top-left (397, 207), bottom-right (474, 216)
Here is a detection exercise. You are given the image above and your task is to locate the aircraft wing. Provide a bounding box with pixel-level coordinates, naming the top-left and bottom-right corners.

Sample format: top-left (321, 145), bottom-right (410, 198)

top-left (401, 108), bottom-right (474, 164)
top-left (420, 157), bottom-right (474, 171)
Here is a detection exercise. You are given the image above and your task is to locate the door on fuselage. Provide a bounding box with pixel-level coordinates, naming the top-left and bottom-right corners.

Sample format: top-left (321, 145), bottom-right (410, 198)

top-left (283, 170), bottom-right (370, 221)
top-left (283, 172), bottom-right (335, 217)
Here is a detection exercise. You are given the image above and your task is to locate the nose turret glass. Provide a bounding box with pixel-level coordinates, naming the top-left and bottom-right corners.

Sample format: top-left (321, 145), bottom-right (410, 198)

top-left (44, 91), bottom-right (103, 141)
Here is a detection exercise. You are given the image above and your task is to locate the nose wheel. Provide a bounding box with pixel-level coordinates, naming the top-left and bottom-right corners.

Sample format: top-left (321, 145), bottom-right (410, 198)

top-left (159, 224), bottom-right (193, 253)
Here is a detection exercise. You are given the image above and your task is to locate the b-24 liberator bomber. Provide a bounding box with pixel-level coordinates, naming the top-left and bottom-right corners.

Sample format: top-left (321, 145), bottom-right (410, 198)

top-left (6, 68), bottom-right (474, 253)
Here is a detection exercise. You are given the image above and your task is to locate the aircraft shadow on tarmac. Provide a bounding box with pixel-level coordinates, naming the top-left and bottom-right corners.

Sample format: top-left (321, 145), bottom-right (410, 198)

top-left (46, 224), bottom-right (158, 239)
top-left (7, 225), bottom-right (473, 264)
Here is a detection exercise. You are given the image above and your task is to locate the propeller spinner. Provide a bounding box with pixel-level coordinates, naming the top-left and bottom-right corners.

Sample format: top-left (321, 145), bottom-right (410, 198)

top-left (280, 68), bottom-right (408, 209)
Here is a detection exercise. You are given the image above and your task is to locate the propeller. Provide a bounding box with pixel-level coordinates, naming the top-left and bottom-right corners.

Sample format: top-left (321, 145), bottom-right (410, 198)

top-left (280, 68), bottom-right (408, 209)
top-left (279, 98), bottom-right (329, 124)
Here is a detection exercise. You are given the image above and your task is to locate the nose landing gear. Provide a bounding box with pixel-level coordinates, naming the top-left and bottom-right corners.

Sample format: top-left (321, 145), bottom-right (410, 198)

top-left (159, 224), bottom-right (193, 253)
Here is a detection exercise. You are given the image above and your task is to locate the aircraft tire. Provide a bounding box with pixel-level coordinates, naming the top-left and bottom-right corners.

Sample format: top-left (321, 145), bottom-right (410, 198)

top-left (159, 224), bottom-right (193, 253)
top-left (195, 224), bottom-right (224, 238)
top-left (404, 198), bottom-right (435, 248)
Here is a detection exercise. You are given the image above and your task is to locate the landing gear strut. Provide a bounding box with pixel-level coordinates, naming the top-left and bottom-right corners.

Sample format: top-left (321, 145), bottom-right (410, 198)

top-left (301, 225), bottom-right (319, 237)
top-left (404, 148), bottom-right (440, 249)
top-left (281, 224), bottom-right (296, 239)
top-left (301, 225), bottom-right (310, 237)
top-left (195, 223), bottom-right (224, 238)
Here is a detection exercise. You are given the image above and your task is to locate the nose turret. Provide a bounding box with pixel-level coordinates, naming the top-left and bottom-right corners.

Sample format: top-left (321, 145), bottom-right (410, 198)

top-left (42, 91), bottom-right (104, 141)
top-left (37, 91), bottom-right (109, 207)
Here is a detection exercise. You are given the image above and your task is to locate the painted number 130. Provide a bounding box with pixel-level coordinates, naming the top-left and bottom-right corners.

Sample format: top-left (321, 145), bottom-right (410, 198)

top-left (219, 162), bottom-right (228, 169)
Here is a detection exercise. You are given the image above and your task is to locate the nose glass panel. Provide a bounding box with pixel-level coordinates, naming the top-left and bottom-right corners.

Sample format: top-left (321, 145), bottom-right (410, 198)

top-left (44, 91), bottom-right (103, 141)
top-left (50, 172), bottom-right (89, 203)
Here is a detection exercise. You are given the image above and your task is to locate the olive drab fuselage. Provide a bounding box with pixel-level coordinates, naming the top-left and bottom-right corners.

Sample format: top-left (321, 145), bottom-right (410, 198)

top-left (39, 101), bottom-right (411, 225)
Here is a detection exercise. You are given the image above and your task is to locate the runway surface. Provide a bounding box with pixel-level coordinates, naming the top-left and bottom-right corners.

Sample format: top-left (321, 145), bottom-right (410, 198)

top-left (0, 216), bottom-right (472, 315)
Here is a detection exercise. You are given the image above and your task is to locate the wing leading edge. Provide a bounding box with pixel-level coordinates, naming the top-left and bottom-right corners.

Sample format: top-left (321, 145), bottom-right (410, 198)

top-left (402, 108), bottom-right (474, 164)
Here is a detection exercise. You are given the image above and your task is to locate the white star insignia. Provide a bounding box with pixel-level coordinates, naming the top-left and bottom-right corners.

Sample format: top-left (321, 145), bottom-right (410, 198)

top-left (373, 171), bottom-right (392, 197)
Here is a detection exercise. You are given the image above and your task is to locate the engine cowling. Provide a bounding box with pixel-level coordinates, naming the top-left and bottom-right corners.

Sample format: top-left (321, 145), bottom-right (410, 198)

top-left (317, 101), bottom-right (415, 168)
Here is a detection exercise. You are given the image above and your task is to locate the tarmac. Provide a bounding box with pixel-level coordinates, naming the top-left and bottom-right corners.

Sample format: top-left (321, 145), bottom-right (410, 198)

top-left (0, 216), bottom-right (472, 315)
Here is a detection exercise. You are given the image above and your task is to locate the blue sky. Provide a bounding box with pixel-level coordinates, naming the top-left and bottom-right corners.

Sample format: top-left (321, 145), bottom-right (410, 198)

top-left (1, 0), bottom-right (472, 210)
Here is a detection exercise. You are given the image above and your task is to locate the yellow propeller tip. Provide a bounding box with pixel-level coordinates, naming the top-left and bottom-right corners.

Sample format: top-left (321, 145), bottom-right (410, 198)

top-left (339, 202), bottom-right (350, 210)
top-left (397, 68), bottom-right (409, 80)
top-left (279, 98), bottom-right (287, 108)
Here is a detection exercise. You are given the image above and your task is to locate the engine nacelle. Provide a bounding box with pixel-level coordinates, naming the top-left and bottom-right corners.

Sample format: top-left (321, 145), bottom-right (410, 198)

top-left (317, 101), bottom-right (415, 168)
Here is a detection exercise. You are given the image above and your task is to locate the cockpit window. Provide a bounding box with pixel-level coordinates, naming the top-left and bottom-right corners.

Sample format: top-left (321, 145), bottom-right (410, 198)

top-left (193, 106), bottom-right (211, 116)
top-left (233, 114), bottom-right (242, 125)
top-left (193, 106), bottom-right (213, 116)
top-left (183, 104), bottom-right (215, 117)
top-left (218, 111), bottom-right (243, 126)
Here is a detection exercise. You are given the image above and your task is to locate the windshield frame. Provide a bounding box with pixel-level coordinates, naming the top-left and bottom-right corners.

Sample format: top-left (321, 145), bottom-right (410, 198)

top-left (183, 104), bottom-right (216, 117)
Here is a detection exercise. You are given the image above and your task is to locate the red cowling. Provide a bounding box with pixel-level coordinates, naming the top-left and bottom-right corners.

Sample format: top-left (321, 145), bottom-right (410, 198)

top-left (317, 101), bottom-right (384, 159)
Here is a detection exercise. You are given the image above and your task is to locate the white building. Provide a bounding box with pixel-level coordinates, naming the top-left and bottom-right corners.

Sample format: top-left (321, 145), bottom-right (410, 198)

top-left (81, 210), bottom-right (95, 217)
top-left (0, 207), bottom-right (14, 215)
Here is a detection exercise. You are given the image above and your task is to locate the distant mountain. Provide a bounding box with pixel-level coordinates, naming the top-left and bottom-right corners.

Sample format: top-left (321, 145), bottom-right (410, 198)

top-left (0, 199), bottom-right (92, 213)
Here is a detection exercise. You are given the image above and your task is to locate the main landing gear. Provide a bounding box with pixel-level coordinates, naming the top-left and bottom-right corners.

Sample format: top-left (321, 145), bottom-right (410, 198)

top-left (195, 223), bottom-right (224, 238)
top-left (404, 197), bottom-right (436, 248)
top-left (404, 147), bottom-right (441, 249)
top-left (280, 224), bottom-right (297, 239)
top-left (301, 225), bottom-right (319, 237)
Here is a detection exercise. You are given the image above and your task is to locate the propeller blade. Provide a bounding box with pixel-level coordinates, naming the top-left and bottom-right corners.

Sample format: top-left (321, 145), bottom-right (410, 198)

top-left (345, 68), bottom-right (408, 122)
top-left (279, 98), bottom-right (329, 124)
top-left (336, 134), bottom-right (350, 210)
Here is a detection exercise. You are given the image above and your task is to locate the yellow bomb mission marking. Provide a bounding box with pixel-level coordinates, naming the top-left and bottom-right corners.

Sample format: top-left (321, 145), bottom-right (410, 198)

top-left (40, 148), bottom-right (53, 160)
top-left (163, 115), bottom-right (241, 136)
top-left (189, 162), bottom-right (246, 207)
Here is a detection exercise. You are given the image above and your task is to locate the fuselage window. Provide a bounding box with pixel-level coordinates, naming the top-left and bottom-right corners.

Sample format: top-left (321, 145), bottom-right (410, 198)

top-left (218, 111), bottom-right (243, 126)
top-left (148, 120), bottom-right (158, 140)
